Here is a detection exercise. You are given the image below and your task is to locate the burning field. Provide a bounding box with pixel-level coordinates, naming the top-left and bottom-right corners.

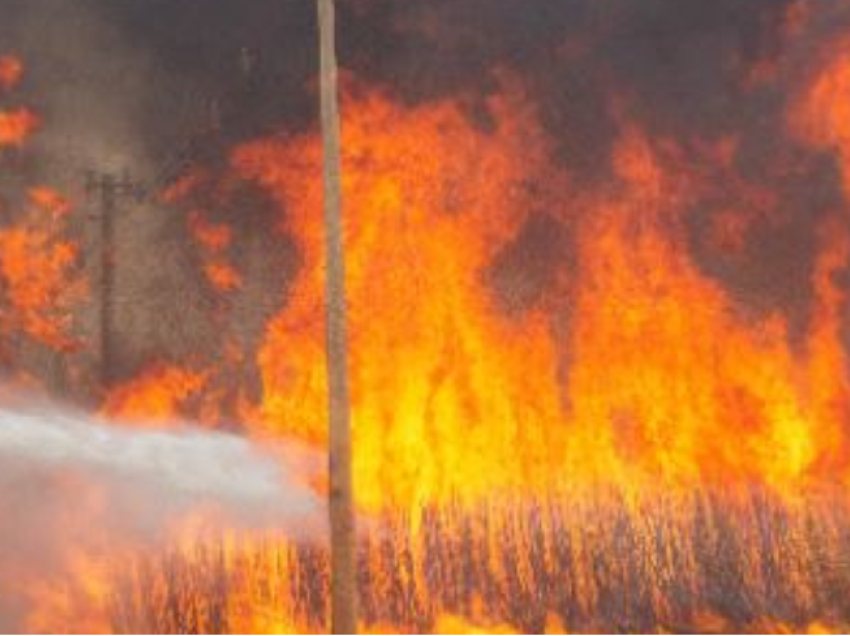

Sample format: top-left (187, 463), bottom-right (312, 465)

top-left (2, 0), bottom-right (850, 633)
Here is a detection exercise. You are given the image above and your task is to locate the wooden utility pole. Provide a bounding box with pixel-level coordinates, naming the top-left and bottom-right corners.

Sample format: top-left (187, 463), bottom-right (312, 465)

top-left (85, 170), bottom-right (145, 390)
top-left (317, 0), bottom-right (357, 632)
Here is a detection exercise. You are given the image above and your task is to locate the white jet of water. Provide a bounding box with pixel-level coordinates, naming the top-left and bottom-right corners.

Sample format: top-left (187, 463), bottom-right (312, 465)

top-left (0, 400), bottom-right (324, 535)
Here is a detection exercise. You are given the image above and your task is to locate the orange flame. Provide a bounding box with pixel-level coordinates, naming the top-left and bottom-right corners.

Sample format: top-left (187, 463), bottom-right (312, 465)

top-left (793, 37), bottom-right (850, 192)
top-left (0, 188), bottom-right (85, 351)
top-left (101, 364), bottom-right (209, 425)
top-left (231, 78), bottom-right (850, 514)
top-left (0, 107), bottom-right (39, 151)
top-left (234, 83), bottom-right (568, 510)
top-left (0, 54), bottom-right (23, 92)
top-left (187, 210), bottom-right (242, 292)
top-left (28, 186), bottom-right (72, 218)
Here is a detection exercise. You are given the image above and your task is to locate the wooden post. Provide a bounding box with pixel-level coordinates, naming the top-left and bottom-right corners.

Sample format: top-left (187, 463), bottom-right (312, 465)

top-left (85, 171), bottom-right (145, 392)
top-left (85, 172), bottom-right (118, 389)
top-left (317, 0), bottom-right (358, 633)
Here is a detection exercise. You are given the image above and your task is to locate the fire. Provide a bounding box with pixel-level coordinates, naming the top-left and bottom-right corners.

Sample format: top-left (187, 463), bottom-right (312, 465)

top-left (188, 72), bottom-right (850, 630)
top-left (187, 210), bottom-right (242, 293)
top-left (793, 36), bottom-right (850, 192)
top-left (561, 126), bottom-right (847, 495)
top-left (6, 8), bottom-right (850, 633)
top-left (101, 364), bottom-right (209, 425)
top-left (433, 611), bottom-right (519, 635)
top-left (0, 57), bottom-right (82, 363)
top-left (0, 55), bottom-right (24, 92)
top-left (232, 79), bottom-right (850, 511)
top-left (0, 188), bottom-right (85, 352)
top-left (28, 186), bottom-right (72, 218)
top-left (235, 83), bottom-right (568, 510)
top-left (0, 107), bottom-right (39, 151)
top-left (88, 70), bottom-right (837, 633)
top-left (0, 55), bottom-right (37, 151)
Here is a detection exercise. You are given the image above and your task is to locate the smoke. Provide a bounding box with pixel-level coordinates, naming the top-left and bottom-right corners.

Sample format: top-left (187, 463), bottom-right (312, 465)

top-left (0, 394), bottom-right (323, 631)
top-left (0, 0), bottom-right (315, 393)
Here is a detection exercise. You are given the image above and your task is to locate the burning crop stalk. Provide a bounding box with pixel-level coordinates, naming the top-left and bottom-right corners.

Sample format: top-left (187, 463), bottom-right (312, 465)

top-left (107, 488), bottom-right (850, 634)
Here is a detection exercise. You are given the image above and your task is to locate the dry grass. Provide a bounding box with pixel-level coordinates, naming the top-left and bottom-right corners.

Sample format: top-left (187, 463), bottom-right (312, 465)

top-left (109, 487), bottom-right (850, 633)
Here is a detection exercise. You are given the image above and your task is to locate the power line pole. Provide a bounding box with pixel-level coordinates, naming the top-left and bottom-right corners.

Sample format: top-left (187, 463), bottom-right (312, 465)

top-left (318, 0), bottom-right (357, 632)
top-left (85, 170), bottom-right (146, 390)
